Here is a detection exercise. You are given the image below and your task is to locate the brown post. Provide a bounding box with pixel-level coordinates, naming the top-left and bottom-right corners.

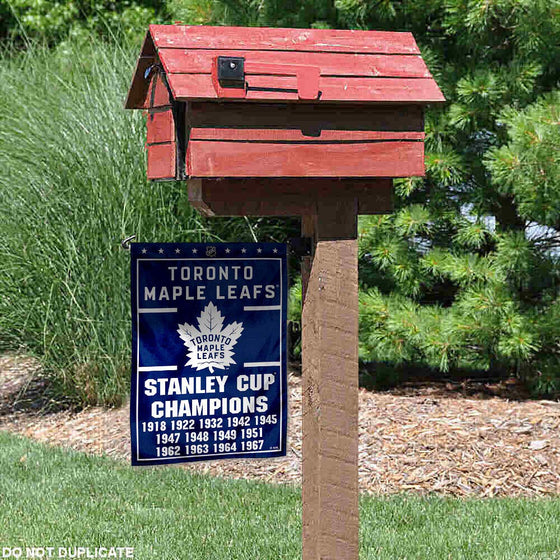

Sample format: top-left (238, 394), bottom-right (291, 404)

top-left (302, 195), bottom-right (359, 560)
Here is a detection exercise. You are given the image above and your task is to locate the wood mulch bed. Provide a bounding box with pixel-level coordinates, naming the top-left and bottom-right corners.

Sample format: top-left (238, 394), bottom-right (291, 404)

top-left (1, 353), bottom-right (560, 497)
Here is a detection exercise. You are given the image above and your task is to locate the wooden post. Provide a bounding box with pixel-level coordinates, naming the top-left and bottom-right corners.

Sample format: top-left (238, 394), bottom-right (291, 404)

top-left (302, 195), bottom-right (359, 560)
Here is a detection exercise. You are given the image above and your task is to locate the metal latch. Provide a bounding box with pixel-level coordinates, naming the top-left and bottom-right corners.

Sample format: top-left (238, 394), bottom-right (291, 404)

top-left (288, 237), bottom-right (312, 257)
top-left (217, 57), bottom-right (245, 88)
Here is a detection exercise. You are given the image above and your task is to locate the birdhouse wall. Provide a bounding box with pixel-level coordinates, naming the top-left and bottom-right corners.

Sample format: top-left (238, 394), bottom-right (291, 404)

top-left (145, 73), bottom-right (177, 180)
top-left (146, 110), bottom-right (176, 180)
top-left (184, 102), bottom-right (425, 178)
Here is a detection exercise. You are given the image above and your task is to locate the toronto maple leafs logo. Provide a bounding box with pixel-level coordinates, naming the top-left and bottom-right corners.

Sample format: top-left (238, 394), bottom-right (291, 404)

top-left (177, 302), bottom-right (243, 373)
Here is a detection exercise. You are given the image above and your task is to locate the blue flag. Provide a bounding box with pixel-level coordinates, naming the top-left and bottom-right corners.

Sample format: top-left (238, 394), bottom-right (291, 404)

top-left (130, 242), bottom-right (288, 465)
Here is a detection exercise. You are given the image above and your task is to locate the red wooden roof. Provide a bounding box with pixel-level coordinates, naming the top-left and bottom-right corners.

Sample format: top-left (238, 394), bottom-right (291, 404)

top-left (125, 24), bottom-right (444, 109)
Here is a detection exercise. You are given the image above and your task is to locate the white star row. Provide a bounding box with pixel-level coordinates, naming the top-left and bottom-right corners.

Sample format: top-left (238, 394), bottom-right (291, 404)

top-left (140, 247), bottom-right (279, 255)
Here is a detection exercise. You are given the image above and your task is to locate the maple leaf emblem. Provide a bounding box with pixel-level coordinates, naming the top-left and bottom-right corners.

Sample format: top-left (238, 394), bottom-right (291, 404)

top-left (177, 302), bottom-right (244, 373)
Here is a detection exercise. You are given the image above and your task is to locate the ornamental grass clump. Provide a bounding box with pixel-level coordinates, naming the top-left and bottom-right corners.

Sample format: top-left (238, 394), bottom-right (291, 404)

top-left (0, 39), bottom-right (294, 406)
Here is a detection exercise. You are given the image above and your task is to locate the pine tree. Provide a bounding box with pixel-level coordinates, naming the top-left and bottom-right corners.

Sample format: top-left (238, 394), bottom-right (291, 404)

top-left (167, 0), bottom-right (560, 395)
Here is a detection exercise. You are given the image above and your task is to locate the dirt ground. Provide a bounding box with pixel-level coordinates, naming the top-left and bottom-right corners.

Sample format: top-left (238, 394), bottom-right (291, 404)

top-left (1, 353), bottom-right (560, 497)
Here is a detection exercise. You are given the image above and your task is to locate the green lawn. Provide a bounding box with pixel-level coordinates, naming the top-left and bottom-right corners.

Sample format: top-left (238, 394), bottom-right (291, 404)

top-left (1, 431), bottom-right (559, 559)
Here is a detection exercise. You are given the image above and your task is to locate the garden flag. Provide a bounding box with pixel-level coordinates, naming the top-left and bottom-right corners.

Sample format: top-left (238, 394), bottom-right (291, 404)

top-left (130, 243), bottom-right (288, 466)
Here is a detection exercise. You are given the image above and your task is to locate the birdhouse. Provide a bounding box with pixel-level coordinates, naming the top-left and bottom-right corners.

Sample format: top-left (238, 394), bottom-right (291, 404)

top-left (125, 24), bottom-right (444, 216)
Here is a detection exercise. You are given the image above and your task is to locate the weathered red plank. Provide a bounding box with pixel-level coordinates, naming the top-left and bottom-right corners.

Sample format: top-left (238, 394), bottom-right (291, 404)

top-left (169, 74), bottom-right (445, 103)
top-left (188, 102), bottom-right (425, 133)
top-left (189, 128), bottom-right (424, 142)
top-left (239, 76), bottom-right (443, 104)
top-left (147, 142), bottom-right (176, 180)
top-left (158, 49), bottom-right (431, 78)
top-left (146, 110), bottom-right (175, 144)
top-left (149, 25), bottom-right (420, 55)
top-left (186, 140), bottom-right (424, 177)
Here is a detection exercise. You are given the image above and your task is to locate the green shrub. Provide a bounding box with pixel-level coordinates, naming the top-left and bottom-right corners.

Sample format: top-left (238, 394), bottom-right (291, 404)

top-left (1, 1), bottom-right (160, 46)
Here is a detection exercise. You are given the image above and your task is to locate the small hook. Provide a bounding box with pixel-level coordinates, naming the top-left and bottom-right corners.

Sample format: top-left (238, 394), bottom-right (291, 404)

top-left (121, 234), bottom-right (137, 251)
top-left (144, 64), bottom-right (156, 80)
top-left (144, 63), bottom-right (163, 80)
